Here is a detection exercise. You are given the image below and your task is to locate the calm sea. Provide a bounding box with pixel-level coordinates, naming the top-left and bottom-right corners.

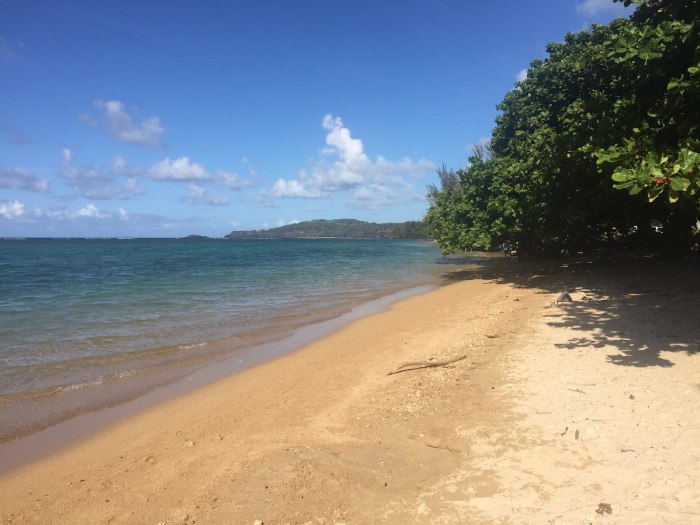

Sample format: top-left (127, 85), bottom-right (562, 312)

top-left (0, 238), bottom-right (448, 440)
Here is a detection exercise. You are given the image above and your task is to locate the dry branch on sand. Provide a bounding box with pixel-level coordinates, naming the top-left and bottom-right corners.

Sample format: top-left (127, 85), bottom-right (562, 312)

top-left (387, 355), bottom-right (468, 375)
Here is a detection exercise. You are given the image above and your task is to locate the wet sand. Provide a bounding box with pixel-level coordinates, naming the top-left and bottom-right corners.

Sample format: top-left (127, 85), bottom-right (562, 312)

top-left (1, 256), bottom-right (698, 524)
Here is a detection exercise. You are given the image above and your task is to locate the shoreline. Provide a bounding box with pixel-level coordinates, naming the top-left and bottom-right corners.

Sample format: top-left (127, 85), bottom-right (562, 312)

top-left (0, 283), bottom-right (438, 474)
top-left (0, 250), bottom-right (501, 450)
top-left (0, 237), bottom-right (449, 444)
top-left (2, 255), bottom-right (697, 523)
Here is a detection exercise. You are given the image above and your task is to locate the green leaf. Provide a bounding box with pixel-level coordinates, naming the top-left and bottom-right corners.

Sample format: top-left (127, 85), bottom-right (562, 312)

top-left (638, 42), bottom-right (663, 61)
top-left (629, 184), bottom-right (643, 195)
top-left (611, 171), bottom-right (630, 182)
top-left (668, 189), bottom-right (680, 203)
top-left (647, 185), bottom-right (665, 202)
top-left (613, 181), bottom-right (635, 189)
top-left (670, 177), bottom-right (691, 192)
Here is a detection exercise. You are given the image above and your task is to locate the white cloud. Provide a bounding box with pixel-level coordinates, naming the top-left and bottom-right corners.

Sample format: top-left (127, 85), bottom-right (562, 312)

top-left (62, 148), bottom-right (73, 164)
top-left (61, 148), bottom-right (146, 200)
top-left (186, 183), bottom-right (229, 206)
top-left (217, 170), bottom-right (252, 190)
top-left (269, 178), bottom-right (324, 199)
top-left (575, 0), bottom-right (630, 16)
top-left (76, 203), bottom-right (109, 219)
top-left (92, 99), bottom-right (165, 147)
top-left (117, 207), bottom-right (129, 220)
top-left (187, 183), bottom-right (207, 200)
top-left (266, 114), bottom-right (434, 205)
top-left (276, 218), bottom-right (300, 227)
top-left (0, 166), bottom-right (49, 192)
top-left (516, 68), bottom-right (528, 82)
top-left (348, 185), bottom-right (398, 210)
top-left (148, 156), bottom-right (208, 181)
top-left (77, 112), bottom-right (97, 128)
top-left (111, 155), bottom-right (128, 173)
top-left (0, 200), bottom-right (24, 219)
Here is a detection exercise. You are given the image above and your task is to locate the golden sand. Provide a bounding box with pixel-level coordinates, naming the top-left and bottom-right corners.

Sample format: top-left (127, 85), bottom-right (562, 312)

top-left (1, 257), bottom-right (698, 524)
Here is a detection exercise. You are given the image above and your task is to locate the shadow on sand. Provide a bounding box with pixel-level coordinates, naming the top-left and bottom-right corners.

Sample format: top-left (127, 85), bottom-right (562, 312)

top-left (437, 252), bottom-right (700, 368)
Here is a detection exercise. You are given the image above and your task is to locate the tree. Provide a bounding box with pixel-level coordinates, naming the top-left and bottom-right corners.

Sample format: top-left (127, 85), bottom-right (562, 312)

top-left (426, 0), bottom-right (699, 255)
top-left (595, 0), bottom-right (699, 236)
top-left (425, 153), bottom-right (519, 253)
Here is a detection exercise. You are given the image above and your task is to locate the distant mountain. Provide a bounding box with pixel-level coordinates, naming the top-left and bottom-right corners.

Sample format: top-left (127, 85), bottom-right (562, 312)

top-left (180, 234), bottom-right (212, 240)
top-left (224, 219), bottom-right (432, 240)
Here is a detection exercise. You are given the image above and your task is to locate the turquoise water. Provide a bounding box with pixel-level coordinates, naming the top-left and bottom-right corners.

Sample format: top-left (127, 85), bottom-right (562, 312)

top-left (0, 238), bottom-right (444, 435)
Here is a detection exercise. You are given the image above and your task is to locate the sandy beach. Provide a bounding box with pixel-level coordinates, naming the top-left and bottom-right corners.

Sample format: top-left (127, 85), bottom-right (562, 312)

top-left (1, 255), bottom-right (698, 524)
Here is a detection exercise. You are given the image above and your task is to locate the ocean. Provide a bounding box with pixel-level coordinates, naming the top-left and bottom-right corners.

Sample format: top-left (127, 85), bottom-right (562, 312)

top-left (0, 237), bottom-right (448, 441)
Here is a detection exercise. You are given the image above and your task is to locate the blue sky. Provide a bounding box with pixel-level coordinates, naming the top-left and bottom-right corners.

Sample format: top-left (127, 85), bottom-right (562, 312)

top-left (1, 0), bottom-right (632, 237)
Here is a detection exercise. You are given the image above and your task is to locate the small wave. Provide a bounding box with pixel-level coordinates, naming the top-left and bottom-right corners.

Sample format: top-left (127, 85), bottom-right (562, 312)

top-left (59, 369), bottom-right (139, 391)
top-left (16, 369), bottom-right (140, 399)
top-left (178, 342), bottom-right (208, 350)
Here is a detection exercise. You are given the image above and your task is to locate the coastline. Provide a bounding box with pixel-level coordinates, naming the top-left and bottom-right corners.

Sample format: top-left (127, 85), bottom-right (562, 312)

top-left (0, 238), bottom-right (450, 444)
top-left (0, 283), bottom-right (438, 473)
top-left (1, 255), bottom-right (698, 523)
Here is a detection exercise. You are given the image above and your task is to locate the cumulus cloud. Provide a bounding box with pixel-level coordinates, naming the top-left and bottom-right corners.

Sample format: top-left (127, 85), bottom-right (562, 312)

top-left (111, 155), bottom-right (129, 174)
top-left (77, 112), bottom-right (97, 128)
top-left (217, 170), bottom-right (252, 190)
top-left (575, 0), bottom-right (630, 16)
top-left (269, 177), bottom-right (324, 199)
top-left (516, 68), bottom-right (528, 82)
top-left (91, 99), bottom-right (166, 147)
top-left (186, 183), bottom-right (229, 206)
top-left (0, 166), bottom-right (49, 192)
top-left (148, 156), bottom-right (208, 181)
top-left (60, 148), bottom-right (146, 200)
top-left (77, 203), bottom-right (110, 219)
top-left (348, 185), bottom-right (397, 210)
top-left (266, 114), bottom-right (434, 205)
top-left (0, 200), bottom-right (24, 219)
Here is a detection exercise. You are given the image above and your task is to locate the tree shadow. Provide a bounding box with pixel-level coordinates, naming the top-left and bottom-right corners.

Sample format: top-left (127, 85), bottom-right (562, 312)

top-left (437, 252), bottom-right (700, 368)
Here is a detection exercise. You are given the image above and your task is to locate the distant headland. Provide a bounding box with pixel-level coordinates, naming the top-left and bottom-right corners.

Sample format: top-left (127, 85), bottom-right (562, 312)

top-left (223, 219), bottom-right (432, 240)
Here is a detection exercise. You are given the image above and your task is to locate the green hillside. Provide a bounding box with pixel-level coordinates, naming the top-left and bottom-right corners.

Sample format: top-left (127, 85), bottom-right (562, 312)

top-left (224, 219), bottom-right (431, 239)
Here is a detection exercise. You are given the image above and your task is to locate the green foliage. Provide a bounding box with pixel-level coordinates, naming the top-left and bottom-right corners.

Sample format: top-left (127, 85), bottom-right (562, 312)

top-left (224, 219), bottom-right (432, 240)
top-left (425, 157), bottom-right (518, 253)
top-left (595, 0), bottom-right (700, 205)
top-left (426, 0), bottom-right (699, 255)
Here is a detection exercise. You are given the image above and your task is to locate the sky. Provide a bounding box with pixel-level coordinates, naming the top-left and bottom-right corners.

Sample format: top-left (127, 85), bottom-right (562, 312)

top-left (1, 0), bottom-right (633, 238)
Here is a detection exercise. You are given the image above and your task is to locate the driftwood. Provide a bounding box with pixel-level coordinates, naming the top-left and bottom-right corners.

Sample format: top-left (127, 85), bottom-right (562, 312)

top-left (387, 354), bottom-right (468, 375)
top-left (425, 442), bottom-right (461, 454)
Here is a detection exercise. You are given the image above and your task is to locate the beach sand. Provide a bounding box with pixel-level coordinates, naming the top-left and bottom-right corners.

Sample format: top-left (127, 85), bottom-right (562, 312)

top-left (1, 256), bottom-right (698, 524)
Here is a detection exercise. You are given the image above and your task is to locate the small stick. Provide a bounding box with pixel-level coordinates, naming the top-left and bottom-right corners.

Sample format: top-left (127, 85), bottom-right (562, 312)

top-left (425, 442), bottom-right (460, 454)
top-left (388, 355), bottom-right (468, 375)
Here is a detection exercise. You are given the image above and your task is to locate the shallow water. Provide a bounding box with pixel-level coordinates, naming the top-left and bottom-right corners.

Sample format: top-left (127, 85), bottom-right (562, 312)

top-left (0, 238), bottom-right (449, 440)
